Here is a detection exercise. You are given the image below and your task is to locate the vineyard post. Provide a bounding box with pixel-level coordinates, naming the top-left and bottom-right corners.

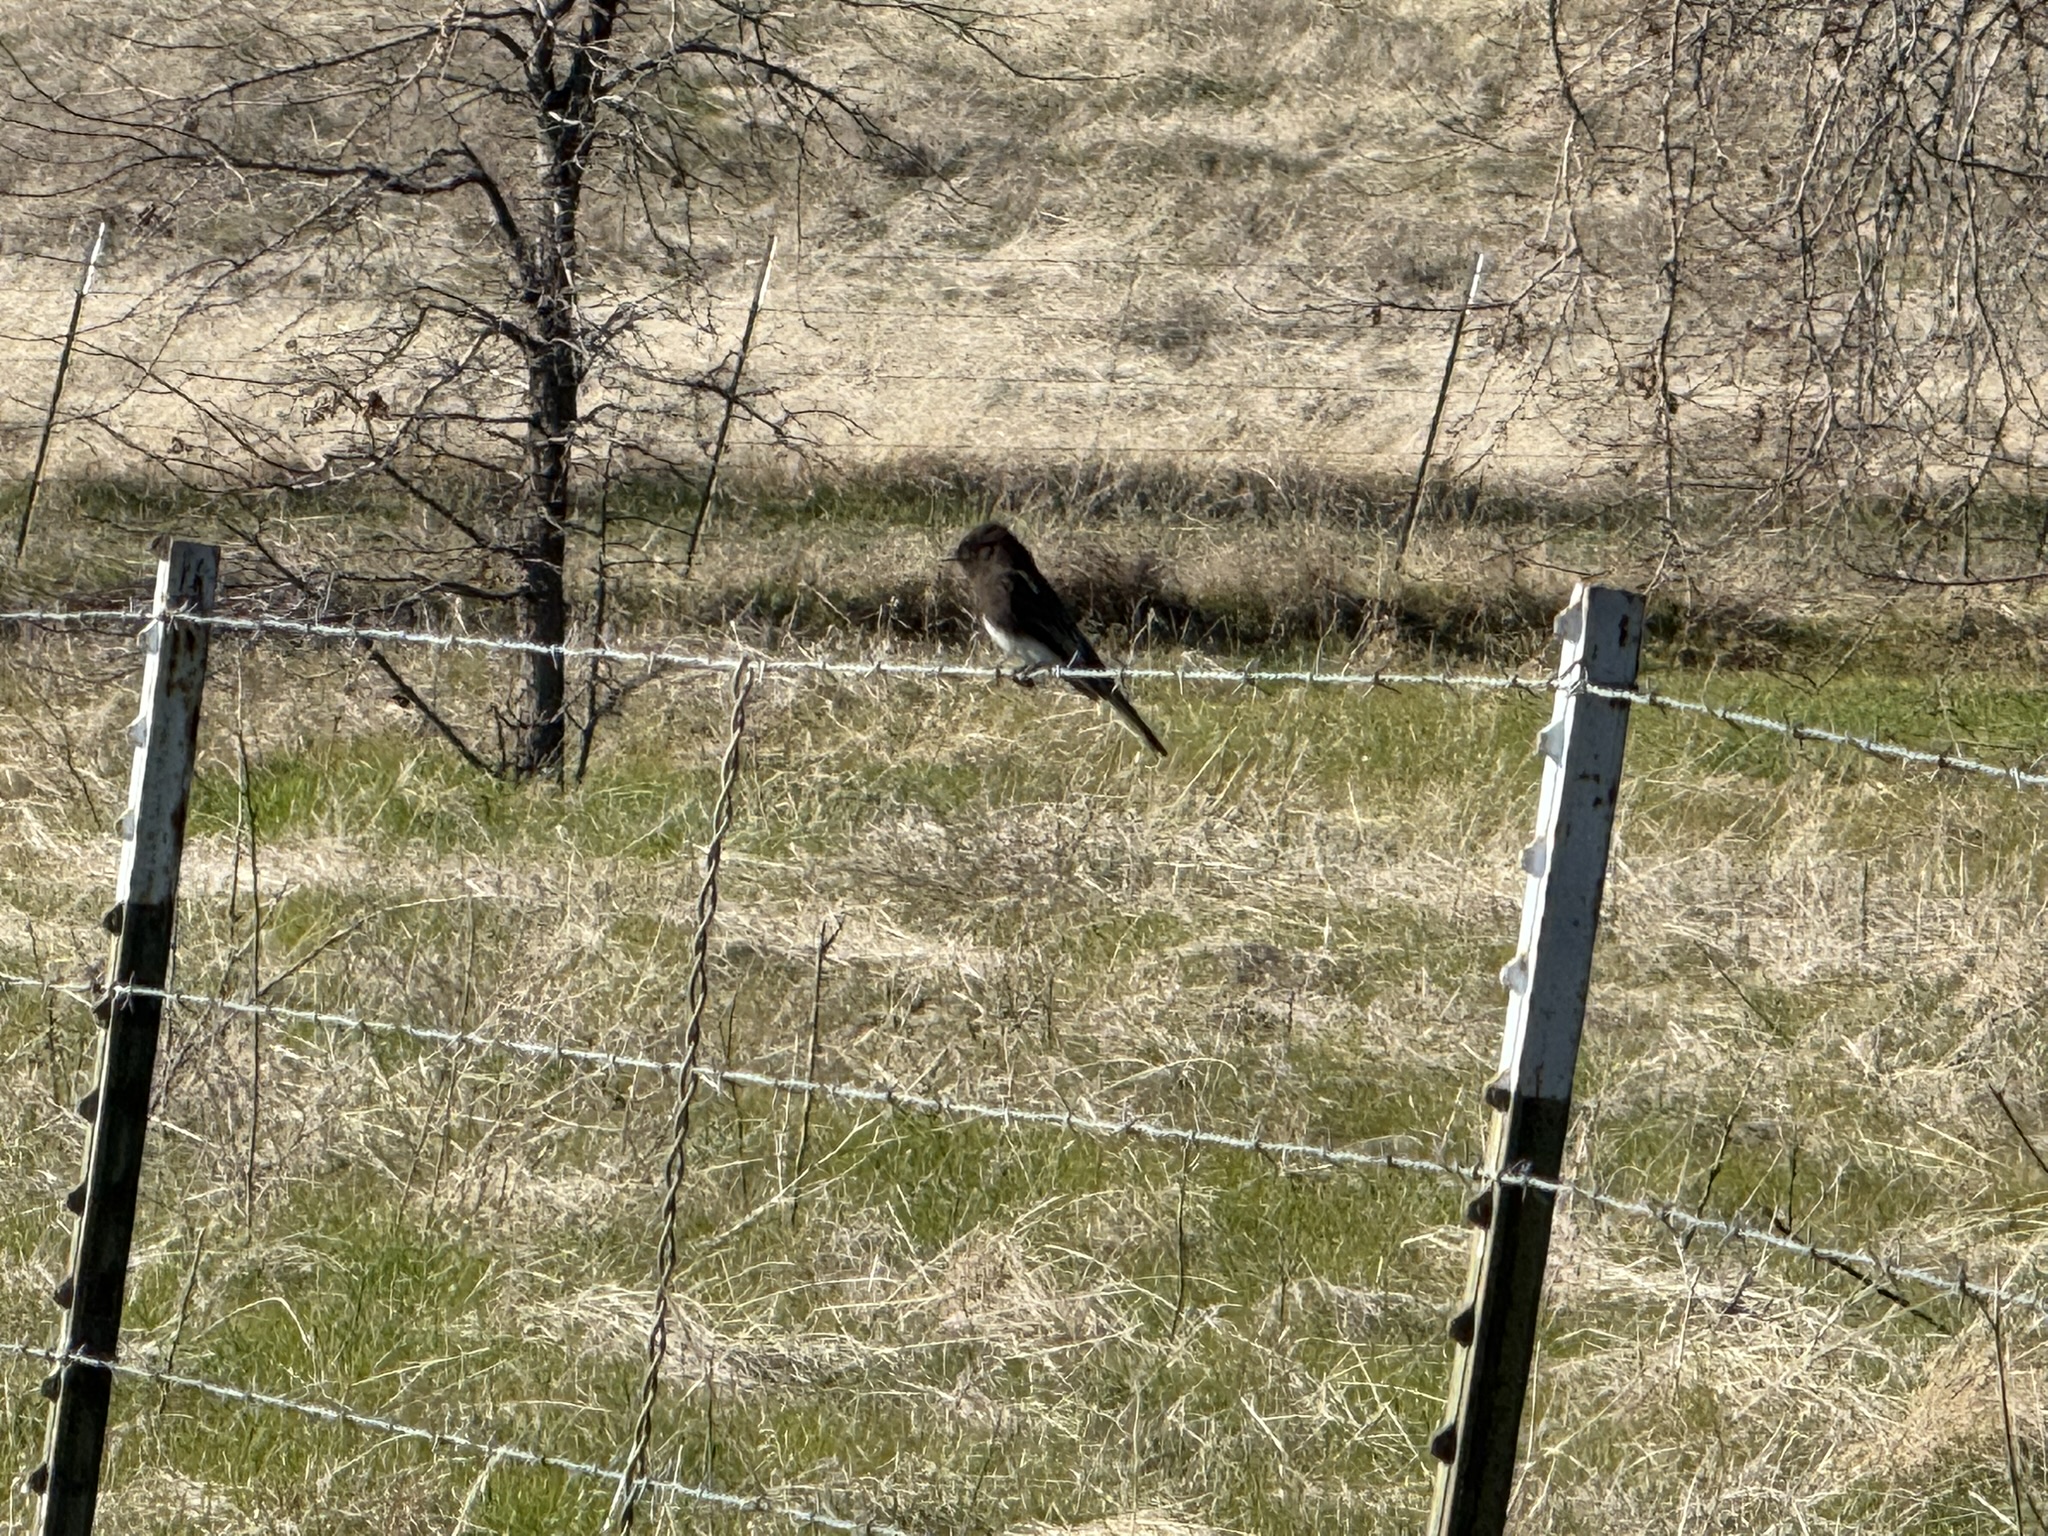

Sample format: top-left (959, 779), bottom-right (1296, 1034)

top-left (1427, 581), bottom-right (1642, 1536)
top-left (33, 540), bottom-right (218, 1536)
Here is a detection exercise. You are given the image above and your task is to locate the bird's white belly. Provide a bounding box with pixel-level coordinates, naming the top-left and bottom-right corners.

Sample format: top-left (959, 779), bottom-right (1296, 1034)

top-left (983, 617), bottom-right (1062, 667)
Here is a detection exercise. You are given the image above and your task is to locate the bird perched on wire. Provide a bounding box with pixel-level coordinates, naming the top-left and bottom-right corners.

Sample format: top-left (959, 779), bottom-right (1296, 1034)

top-left (946, 520), bottom-right (1167, 756)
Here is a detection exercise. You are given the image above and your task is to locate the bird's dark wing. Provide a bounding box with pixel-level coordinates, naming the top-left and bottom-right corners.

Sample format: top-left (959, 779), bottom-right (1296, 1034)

top-left (1002, 564), bottom-right (1104, 674)
top-left (1005, 565), bottom-right (1165, 754)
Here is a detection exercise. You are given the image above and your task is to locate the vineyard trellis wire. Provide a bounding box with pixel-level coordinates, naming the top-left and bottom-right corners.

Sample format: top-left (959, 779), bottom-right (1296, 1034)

top-left (5, 564), bottom-right (2047, 1535)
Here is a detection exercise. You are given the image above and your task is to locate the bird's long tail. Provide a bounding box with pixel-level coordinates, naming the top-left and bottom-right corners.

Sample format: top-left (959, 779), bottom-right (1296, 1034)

top-left (1099, 683), bottom-right (1168, 756)
top-left (1058, 640), bottom-right (1167, 756)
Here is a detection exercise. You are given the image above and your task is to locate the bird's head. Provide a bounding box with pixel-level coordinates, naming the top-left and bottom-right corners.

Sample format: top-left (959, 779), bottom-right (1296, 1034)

top-left (945, 520), bottom-right (1024, 570)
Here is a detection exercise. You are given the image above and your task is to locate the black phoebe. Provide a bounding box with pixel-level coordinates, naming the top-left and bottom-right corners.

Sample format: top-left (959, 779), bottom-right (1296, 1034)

top-left (947, 521), bottom-right (1167, 756)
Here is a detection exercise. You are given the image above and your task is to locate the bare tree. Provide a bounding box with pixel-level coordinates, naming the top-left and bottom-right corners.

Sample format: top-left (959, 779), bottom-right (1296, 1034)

top-left (1539, 2), bottom-right (2048, 558)
top-left (1280, 2), bottom-right (2048, 581)
top-left (2, 0), bottom-right (1009, 776)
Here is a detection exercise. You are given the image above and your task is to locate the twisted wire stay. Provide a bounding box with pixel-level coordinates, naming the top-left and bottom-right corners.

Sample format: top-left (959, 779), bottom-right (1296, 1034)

top-left (612, 658), bottom-right (757, 1534)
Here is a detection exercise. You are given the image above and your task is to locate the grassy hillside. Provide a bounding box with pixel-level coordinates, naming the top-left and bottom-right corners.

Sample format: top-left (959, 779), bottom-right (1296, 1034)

top-left (7, 0), bottom-right (2039, 517)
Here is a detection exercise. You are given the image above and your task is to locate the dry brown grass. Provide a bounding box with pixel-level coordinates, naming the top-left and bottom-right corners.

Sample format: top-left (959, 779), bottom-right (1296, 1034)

top-left (13, 0), bottom-right (2032, 516)
top-left (4, 0), bottom-right (2048, 1523)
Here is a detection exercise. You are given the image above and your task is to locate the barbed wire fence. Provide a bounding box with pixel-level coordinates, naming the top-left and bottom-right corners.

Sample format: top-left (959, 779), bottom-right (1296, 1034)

top-left (5, 606), bottom-right (2045, 791)
top-left (3, 5), bottom-right (2048, 1526)
top-left (3, 558), bottom-right (2047, 1533)
top-left (3, 971), bottom-right (2036, 1319)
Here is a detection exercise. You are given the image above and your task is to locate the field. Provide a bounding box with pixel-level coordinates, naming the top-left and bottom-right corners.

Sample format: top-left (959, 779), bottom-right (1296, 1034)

top-left (4, 492), bottom-right (2048, 1533)
top-left (5, 0), bottom-right (2048, 1525)
top-left (10, 0), bottom-right (2041, 512)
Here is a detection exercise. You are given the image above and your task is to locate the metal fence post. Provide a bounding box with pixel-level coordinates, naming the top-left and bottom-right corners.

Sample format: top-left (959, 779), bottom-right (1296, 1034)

top-left (1426, 581), bottom-right (1643, 1536)
top-left (32, 540), bottom-right (218, 1536)
top-left (1389, 248), bottom-right (1488, 581)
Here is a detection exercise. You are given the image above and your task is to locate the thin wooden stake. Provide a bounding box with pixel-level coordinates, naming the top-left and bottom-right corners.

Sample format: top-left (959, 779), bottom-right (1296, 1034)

top-left (788, 914), bottom-right (843, 1226)
top-left (233, 687), bottom-right (263, 1236)
top-left (34, 539), bottom-right (217, 1536)
top-left (1427, 581), bottom-right (1641, 1536)
top-left (14, 221), bottom-right (107, 563)
top-left (1387, 250), bottom-right (1487, 585)
top-left (681, 236), bottom-right (777, 576)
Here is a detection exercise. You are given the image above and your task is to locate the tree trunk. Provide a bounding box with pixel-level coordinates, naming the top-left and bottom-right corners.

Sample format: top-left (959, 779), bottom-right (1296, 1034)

top-left (510, 0), bottom-right (618, 779)
top-left (515, 347), bottom-right (572, 778)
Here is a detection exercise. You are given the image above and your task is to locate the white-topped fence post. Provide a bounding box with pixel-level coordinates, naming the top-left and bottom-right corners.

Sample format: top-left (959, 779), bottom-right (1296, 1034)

top-left (33, 540), bottom-right (217, 1536)
top-left (1426, 581), bottom-right (1643, 1536)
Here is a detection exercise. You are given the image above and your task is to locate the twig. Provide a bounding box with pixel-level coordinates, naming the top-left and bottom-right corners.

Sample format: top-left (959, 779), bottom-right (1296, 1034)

top-left (1881, 566), bottom-right (2048, 590)
top-left (232, 522), bottom-right (498, 775)
top-left (1548, 0), bottom-right (1598, 145)
top-left (361, 640), bottom-right (496, 776)
top-left (1991, 1087), bottom-right (2048, 1182)
top-left (1170, 1136), bottom-right (1193, 1340)
top-left (1682, 1065), bottom-right (1758, 1254)
top-left (451, 1448), bottom-right (507, 1536)
top-left (234, 674), bottom-right (264, 1236)
top-left (700, 1358), bottom-right (716, 1492)
top-left (1978, 1276), bottom-right (2047, 1533)
top-left (788, 913), bottom-right (843, 1228)
top-left (1769, 1212), bottom-right (1952, 1334)
top-left (154, 1219), bottom-right (210, 1411)
top-left (718, 990), bottom-right (753, 1211)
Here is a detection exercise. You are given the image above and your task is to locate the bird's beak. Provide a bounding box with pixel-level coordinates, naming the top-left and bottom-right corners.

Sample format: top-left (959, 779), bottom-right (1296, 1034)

top-left (938, 554), bottom-right (963, 565)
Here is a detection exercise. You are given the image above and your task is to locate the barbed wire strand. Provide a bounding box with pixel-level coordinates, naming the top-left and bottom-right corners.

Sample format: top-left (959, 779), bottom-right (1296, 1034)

top-left (1583, 683), bottom-right (2048, 791)
top-left (0, 606), bottom-right (1552, 693)
top-left (3, 606), bottom-right (2043, 790)
top-left (0, 1342), bottom-right (913, 1536)
top-left (4, 971), bottom-right (2038, 1319)
top-left (613, 659), bottom-right (756, 1534)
